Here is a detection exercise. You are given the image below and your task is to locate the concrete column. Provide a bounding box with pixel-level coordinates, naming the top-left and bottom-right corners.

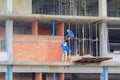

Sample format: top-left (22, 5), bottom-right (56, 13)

top-left (35, 73), bottom-right (42, 80)
top-left (6, 0), bottom-right (12, 13)
top-left (99, 0), bottom-right (107, 17)
top-left (53, 73), bottom-right (56, 80)
top-left (5, 19), bottom-right (13, 62)
top-left (5, 19), bottom-right (13, 80)
top-left (99, 22), bottom-right (108, 57)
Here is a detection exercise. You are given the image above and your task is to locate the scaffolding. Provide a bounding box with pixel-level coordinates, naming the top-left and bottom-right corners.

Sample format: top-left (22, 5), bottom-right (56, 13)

top-left (65, 22), bottom-right (100, 57)
top-left (32, 0), bottom-right (98, 16)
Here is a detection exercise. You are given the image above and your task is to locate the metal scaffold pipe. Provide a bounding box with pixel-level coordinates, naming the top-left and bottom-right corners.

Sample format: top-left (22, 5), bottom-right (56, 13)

top-left (82, 23), bottom-right (85, 56)
top-left (75, 22), bottom-right (78, 55)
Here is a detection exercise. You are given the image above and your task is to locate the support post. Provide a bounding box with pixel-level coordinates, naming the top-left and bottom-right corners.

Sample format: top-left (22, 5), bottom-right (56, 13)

top-left (103, 66), bottom-right (108, 80)
top-left (6, 0), bottom-right (12, 13)
top-left (99, 22), bottom-right (108, 57)
top-left (52, 21), bottom-right (55, 36)
top-left (53, 73), bottom-right (56, 80)
top-left (5, 19), bottom-right (13, 80)
top-left (99, 0), bottom-right (107, 17)
top-left (5, 19), bottom-right (13, 62)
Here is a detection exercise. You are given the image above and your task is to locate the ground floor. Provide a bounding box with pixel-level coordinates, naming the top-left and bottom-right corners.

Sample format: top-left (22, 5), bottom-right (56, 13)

top-left (0, 63), bottom-right (120, 80)
top-left (0, 72), bottom-right (120, 80)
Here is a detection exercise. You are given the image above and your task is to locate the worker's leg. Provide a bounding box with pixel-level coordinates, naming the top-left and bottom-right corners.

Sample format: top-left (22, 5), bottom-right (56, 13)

top-left (62, 52), bottom-right (64, 62)
top-left (64, 51), bottom-right (68, 61)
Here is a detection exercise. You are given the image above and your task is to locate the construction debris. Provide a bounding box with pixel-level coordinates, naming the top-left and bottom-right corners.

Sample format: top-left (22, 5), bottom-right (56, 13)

top-left (68, 54), bottom-right (112, 63)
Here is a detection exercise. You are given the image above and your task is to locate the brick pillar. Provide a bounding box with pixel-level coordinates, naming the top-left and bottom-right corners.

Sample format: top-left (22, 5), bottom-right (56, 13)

top-left (31, 20), bottom-right (38, 35)
top-left (57, 73), bottom-right (64, 80)
top-left (56, 22), bottom-right (64, 36)
top-left (35, 73), bottom-right (42, 80)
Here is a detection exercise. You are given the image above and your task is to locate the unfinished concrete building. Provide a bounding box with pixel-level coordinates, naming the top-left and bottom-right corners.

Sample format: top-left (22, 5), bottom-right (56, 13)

top-left (0, 0), bottom-right (120, 80)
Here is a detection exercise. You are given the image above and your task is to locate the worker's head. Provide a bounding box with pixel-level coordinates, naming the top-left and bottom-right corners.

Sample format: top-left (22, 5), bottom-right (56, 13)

top-left (64, 41), bottom-right (67, 45)
top-left (67, 29), bottom-right (70, 32)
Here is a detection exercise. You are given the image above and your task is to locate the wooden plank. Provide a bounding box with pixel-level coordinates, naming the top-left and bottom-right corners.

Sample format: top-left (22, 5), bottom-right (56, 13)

top-left (72, 57), bottom-right (112, 63)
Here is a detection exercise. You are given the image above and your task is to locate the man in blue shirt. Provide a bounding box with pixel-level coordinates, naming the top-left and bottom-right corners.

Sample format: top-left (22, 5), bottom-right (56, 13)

top-left (66, 29), bottom-right (74, 40)
top-left (61, 42), bottom-right (69, 61)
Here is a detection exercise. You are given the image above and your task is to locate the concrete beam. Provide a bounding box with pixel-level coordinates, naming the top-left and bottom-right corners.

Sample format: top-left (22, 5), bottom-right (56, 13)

top-left (0, 66), bottom-right (7, 72)
top-left (108, 67), bottom-right (120, 73)
top-left (12, 66), bottom-right (103, 73)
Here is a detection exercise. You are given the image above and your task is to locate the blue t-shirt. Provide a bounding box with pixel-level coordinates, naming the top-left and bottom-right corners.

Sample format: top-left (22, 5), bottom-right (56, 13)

top-left (68, 31), bottom-right (74, 37)
top-left (61, 44), bottom-right (69, 51)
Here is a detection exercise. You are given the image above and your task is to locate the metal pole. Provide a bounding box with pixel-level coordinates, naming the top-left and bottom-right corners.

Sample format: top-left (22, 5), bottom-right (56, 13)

top-left (78, 24), bottom-right (81, 55)
top-left (84, 0), bottom-right (87, 16)
top-left (53, 73), bottom-right (56, 80)
top-left (52, 20), bottom-right (55, 36)
top-left (96, 22), bottom-right (98, 56)
top-left (82, 23), bottom-right (85, 56)
top-left (91, 24), bottom-right (93, 56)
top-left (75, 22), bottom-right (78, 55)
top-left (103, 66), bottom-right (108, 80)
top-left (68, 21), bottom-right (71, 55)
top-left (7, 65), bottom-right (11, 80)
top-left (89, 23), bottom-right (92, 55)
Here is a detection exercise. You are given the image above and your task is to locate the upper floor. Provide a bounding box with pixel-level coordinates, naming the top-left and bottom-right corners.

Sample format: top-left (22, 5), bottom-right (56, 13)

top-left (0, 18), bottom-right (119, 63)
top-left (0, 0), bottom-right (120, 17)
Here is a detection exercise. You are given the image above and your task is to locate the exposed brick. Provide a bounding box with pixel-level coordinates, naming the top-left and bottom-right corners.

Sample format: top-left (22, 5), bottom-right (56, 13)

top-left (38, 26), bottom-right (52, 35)
top-left (0, 73), bottom-right (5, 80)
top-left (35, 73), bottom-right (42, 80)
top-left (13, 35), bottom-right (64, 62)
top-left (32, 20), bottom-right (38, 35)
top-left (56, 22), bottom-right (64, 36)
top-left (57, 73), bottom-right (64, 80)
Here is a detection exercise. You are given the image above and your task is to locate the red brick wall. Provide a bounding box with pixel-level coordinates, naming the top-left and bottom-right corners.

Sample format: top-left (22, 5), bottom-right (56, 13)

top-left (0, 73), bottom-right (5, 80)
top-left (35, 73), bottom-right (42, 80)
top-left (38, 27), bottom-right (51, 35)
top-left (13, 35), bottom-right (64, 62)
top-left (47, 74), bottom-right (53, 80)
top-left (57, 73), bottom-right (64, 80)
top-left (0, 28), bottom-right (5, 36)
top-left (56, 22), bottom-right (64, 36)
top-left (31, 20), bottom-right (38, 35)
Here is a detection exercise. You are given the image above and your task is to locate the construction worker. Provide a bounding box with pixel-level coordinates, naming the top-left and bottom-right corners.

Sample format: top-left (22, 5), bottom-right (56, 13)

top-left (61, 41), bottom-right (69, 61)
top-left (66, 29), bottom-right (74, 40)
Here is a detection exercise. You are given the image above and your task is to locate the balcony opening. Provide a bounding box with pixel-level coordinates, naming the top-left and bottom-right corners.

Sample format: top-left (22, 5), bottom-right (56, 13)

top-left (108, 24), bottom-right (120, 54)
top-left (109, 74), bottom-right (120, 80)
top-left (107, 0), bottom-right (120, 17)
top-left (65, 73), bottom-right (100, 80)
